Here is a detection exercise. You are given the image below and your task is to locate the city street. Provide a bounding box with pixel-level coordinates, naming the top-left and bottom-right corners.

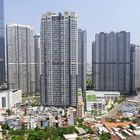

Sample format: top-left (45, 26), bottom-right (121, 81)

top-left (103, 100), bottom-right (126, 118)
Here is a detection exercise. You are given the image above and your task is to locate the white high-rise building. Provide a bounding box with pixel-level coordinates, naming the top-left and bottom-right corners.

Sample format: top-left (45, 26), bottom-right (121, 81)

top-left (7, 24), bottom-right (35, 94)
top-left (40, 12), bottom-right (78, 107)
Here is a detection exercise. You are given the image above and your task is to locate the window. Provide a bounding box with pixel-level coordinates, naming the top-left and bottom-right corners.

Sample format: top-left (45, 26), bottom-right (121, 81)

top-left (2, 97), bottom-right (6, 107)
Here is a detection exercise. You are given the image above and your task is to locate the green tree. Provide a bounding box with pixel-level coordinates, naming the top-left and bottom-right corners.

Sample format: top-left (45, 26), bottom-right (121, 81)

top-left (9, 129), bottom-right (25, 136)
top-left (11, 135), bottom-right (25, 140)
top-left (120, 117), bottom-right (130, 122)
top-left (6, 109), bottom-right (11, 116)
top-left (81, 125), bottom-right (92, 134)
top-left (94, 110), bottom-right (98, 116)
top-left (76, 118), bottom-right (84, 124)
top-left (76, 138), bottom-right (82, 140)
top-left (1, 123), bottom-right (10, 130)
top-left (27, 130), bottom-right (46, 140)
top-left (86, 79), bottom-right (92, 90)
top-left (100, 133), bottom-right (110, 140)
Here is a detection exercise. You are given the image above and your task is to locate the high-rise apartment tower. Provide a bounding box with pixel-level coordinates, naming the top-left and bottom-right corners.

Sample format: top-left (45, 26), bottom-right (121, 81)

top-left (34, 34), bottom-right (41, 92)
top-left (92, 31), bottom-right (134, 95)
top-left (78, 29), bottom-right (87, 93)
top-left (40, 12), bottom-right (78, 107)
top-left (7, 24), bottom-right (35, 94)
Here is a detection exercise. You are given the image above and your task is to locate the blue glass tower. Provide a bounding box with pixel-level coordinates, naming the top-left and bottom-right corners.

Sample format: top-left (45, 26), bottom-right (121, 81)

top-left (0, 0), bottom-right (5, 84)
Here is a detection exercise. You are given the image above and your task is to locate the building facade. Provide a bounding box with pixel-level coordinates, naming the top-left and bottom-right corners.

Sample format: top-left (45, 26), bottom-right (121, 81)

top-left (7, 24), bottom-right (35, 94)
top-left (92, 31), bottom-right (134, 95)
top-left (67, 107), bottom-right (77, 125)
top-left (86, 91), bottom-right (120, 101)
top-left (78, 29), bottom-right (87, 93)
top-left (0, 0), bottom-right (5, 85)
top-left (40, 12), bottom-right (78, 107)
top-left (86, 101), bottom-right (105, 112)
top-left (133, 45), bottom-right (140, 91)
top-left (34, 34), bottom-right (41, 92)
top-left (0, 89), bottom-right (22, 109)
top-left (77, 89), bottom-right (84, 118)
top-left (86, 91), bottom-right (120, 113)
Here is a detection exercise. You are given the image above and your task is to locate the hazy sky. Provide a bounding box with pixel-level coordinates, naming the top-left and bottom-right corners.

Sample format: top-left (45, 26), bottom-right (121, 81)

top-left (5, 0), bottom-right (140, 63)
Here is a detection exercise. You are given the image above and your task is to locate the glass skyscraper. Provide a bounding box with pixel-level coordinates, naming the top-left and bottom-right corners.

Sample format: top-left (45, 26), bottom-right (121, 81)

top-left (0, 0), bottom-right (5, 85)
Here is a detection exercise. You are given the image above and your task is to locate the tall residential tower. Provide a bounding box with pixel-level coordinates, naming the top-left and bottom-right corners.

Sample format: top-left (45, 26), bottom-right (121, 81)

top-left (0, 0), bottom-right (5, 85)
top-left (7, 24), bottom-right (35, 94)
top-left (92, 31), bottom-right (134, 95)
top-left (40, 12), bottom-right (78, 107)
top-left (78, 29), bottom-right (87, 93)
top-left (132, 44), bottom-right (140, 91)
top-left (34, 34), bottom-right (41, 92)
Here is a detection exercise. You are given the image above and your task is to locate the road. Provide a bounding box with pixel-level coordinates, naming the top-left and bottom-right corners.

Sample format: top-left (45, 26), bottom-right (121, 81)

top-left (102, 101), bottom-right (126, 118)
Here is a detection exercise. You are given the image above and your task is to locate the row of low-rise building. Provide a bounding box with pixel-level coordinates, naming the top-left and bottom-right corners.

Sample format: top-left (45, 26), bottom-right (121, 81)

top-left (0, 105), bottom-right (80, 129)
top-left (83, 118), bottom-right (140, 140)
top-left (86, 90), bottom-right (120, 113)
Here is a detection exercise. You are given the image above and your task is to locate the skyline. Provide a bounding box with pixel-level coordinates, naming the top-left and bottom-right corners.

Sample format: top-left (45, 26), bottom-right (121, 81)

top-left (5, 0), bottom-right (140, 63)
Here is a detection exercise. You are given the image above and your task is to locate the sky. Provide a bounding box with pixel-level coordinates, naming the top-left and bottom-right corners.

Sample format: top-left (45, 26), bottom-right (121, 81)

top-left (5, 0), bottom-right (140, 63)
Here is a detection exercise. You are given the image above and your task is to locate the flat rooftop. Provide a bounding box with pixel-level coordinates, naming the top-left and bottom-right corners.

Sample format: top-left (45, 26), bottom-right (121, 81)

top-left (0, 89), bottom-right (21, 94)
top-left (86, 91), bottom-right (120, 96)
top-left (104, 122), bottom-right (133, 128)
